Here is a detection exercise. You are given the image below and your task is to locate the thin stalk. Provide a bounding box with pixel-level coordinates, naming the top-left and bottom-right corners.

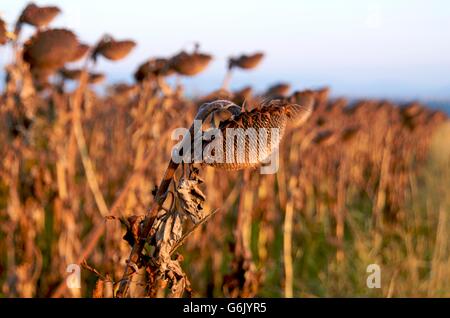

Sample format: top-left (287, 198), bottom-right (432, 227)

top-left (283, 199), bottom-right (294, 298)
top-left (221, 69), bottom-right (233, 90)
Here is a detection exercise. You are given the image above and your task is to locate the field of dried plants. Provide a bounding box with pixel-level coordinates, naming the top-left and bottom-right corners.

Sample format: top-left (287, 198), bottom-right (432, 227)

top-left (0, 3), bottom-right (449, 298)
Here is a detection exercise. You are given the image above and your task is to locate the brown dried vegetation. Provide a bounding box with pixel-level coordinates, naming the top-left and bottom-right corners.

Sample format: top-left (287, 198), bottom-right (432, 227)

top-left (16, 3), bottom-right (61, 30)
top-left (0, 3), bottom-right (449, 299)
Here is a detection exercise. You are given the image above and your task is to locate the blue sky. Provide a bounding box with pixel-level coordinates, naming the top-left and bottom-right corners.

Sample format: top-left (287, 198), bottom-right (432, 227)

top-left (1, 0), bottom-right (450, 99)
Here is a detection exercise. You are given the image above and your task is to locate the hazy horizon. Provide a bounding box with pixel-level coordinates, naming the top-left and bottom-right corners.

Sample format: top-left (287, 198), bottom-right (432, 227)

top-left (1, 0), bottom-right (450, 101)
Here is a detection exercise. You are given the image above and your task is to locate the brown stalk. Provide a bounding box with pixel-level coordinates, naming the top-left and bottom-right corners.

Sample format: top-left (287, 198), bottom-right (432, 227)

top-left (283, 197), bottom-right (294, 297)
top-left (71, 72), bottom-right (110, 217)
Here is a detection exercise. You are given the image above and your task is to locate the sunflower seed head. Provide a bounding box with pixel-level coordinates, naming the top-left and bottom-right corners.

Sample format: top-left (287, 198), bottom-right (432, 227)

top-left (18, 3), bottom-right (61, 29)
top-left (169, 51), bottom-right (212, 76)
top-left (205, 100), bottom-right (311, 170)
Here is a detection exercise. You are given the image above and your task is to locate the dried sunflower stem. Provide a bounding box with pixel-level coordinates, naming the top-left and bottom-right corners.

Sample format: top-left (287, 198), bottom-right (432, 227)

top-left (235, 170), bottom-right (251, 258)
top-left (283, 196), bottom-right (294, 298)
top-left (282, 133), bottom-right (295, 298)
top-left (115, 101), bottom-right (240, 297)
top-left (71, 65), bottom-right (109, 217)
top-left (73, 114), bottom-right (109, 217)
top-left (221, 69), bottom-right (232, 90)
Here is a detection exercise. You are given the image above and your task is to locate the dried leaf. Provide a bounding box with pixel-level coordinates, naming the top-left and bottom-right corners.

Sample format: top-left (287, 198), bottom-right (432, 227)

top-left (167, 258), bottom-right (192, 298)
top-left (120, 215), bottom-right (145, 247)
top-left (176, 172), bottom-right (206, 224)
top-left (155, 212), bottom-right (183, 270)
